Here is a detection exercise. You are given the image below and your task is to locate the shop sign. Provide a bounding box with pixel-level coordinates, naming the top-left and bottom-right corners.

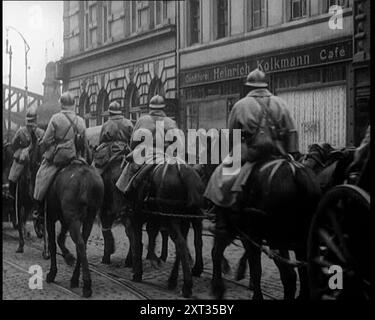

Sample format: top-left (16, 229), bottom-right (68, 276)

top-left (180, 39), bottom-right (352, 87)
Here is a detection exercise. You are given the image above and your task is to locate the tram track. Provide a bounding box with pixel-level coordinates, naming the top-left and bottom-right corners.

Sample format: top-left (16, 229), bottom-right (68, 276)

top-left (3, 228), bottom-right (280, 300)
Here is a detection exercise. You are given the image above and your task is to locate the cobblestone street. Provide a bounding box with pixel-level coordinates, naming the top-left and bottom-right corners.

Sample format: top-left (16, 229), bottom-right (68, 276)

top-left (3, 220), bottom-right (297, 300)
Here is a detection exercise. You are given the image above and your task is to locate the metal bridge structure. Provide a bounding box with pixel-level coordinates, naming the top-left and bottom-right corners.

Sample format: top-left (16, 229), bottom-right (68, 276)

top-left (2, 84), bottom-right (43, 138)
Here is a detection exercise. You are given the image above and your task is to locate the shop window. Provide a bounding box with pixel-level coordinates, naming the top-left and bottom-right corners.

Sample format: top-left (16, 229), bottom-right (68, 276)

top-left (248, 0), bottom-right (267, 30)
top-left (324, 0), bottom-right (348, 13)
top-left (188, 0), bottom-right (200, 45)
top-left (215, 0), bottom-right (229, 40)
top-left (290, 0), bottom-right (307, 20)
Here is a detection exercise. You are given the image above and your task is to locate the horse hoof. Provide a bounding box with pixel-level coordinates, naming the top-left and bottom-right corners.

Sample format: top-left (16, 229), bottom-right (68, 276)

top-left (124, 259), bottom-right (132, 268)
top-left (46, 272), bottom-right (56, 283)
top-left (150, 259), bottom-right (160, 269)
top-left (252, 293), bottom-right (264, 300)
top-left (42, 252), bottom-right (50, 260)
top-left (70, 278), bottom-right (79, 288)
top-left (181, 286), bottom-right (192, 298)
top-left (248, 279), bottom-right (255, 291)
top-left (211, 281), bottom-right (225, 300)
top-left (16, 247), bottom-right (24, 253)
top-left (82, 288), bottom-right (92, 298)
top-left (159, 255), bottom-right (167, 262)
top-left (64, 253), bottom-right (75, 267)
top-left (101, 256), bottom-right (111, 265)
top-left (132, 274), bottom-right (142, 283)
top-left (191, 266), bottom-right (203, 277)
top-left (167, 278), bottom-right (177, 290)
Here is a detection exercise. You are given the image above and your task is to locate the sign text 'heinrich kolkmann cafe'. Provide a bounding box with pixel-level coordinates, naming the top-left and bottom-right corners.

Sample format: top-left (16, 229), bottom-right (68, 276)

top-left (180, 38), bottom-right (352, 88)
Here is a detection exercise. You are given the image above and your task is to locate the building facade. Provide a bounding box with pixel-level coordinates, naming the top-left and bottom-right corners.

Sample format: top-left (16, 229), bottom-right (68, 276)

top-left (58, 1), bottom-right (369, 152)
top-left (58, 1), bottom-right (178, 128)
top-left (178, 0), bottom-right (362, 153)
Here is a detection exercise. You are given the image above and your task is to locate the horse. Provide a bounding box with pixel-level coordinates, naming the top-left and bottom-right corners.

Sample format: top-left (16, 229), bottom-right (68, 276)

top-left (98, 153), bottom-right (171, 268)
top-left (302, 143), bottom-right (355, 191)
top-left (44, 162), bottom-right (104, 298)
top-left (123, 159), bottom-right (205, 298)
top-left (14, 140), bottom-right (44, 253)
top-left (211, 156), bottom-right (321, 300)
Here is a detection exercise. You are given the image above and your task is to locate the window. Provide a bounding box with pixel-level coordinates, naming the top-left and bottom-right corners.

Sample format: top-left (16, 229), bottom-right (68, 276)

top-left (325, 0), bottom-right (348, 13)
top-left (156, 1), bottom-right (162, 25)
top-left (216, 0), bottom-right (228, 39)
top-left (248, 0), bottom-right (266, 30)
top-left (131, 2), bottom-right (136, 33)
top-left (102, 1), bottom-right (108, 43)
top-left (189, 0), bottom-right (200, 45)
top-left (137, 1), bottom-right (149, 30)
top-left (291, 0), bottom-right (307, 20)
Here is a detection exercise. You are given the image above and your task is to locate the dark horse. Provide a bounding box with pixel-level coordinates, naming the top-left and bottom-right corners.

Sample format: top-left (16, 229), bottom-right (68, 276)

top-left (124, 161), bottom-right (205, 298)
top-left (211, 157), bottom-right (321, 300)
top-left (99, 155), bottom-right (170, 268)
top-left (44, 162), bottom-right (104, 298)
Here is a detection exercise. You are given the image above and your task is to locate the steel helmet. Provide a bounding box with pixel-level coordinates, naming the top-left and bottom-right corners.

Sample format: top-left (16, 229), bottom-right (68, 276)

top-left (149, 95), bottom-right (166, 109)
top-left (245, 68), bottom-right (268, 88)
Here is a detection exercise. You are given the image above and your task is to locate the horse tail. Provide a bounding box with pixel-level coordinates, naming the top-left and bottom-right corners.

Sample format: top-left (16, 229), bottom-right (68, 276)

top-left (78, 167), bottom-right (104, 209)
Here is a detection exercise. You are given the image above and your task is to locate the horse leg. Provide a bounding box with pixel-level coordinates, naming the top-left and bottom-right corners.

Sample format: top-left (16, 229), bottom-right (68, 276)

top-left (100, 208), bottom-right (115, 265)
top-left (80, 209), bottom-right (96, 298)
top-left (191, 220), bottom-right (203, 277)
top-left (46, 218), bottom-right (57, 283)
top-left (167, 245), bottom-right (180, 290)
top-left (211, 233), bottom-right (232, 299)
top-left (146, 220), bottom-right (161, 267)
top-left (69, 218), bottom-right (91, 298)
top-left (169, 219), bottom-right (193, 298)
top-left (130, 217), bottom-right (143, 282)
top-left (243, 241), bottom-right (263, 300)
top-left (235, 252), bottom-right (248, 281)
top-left (273, 249), bottom-right (297, 300)
top-left (159, 228), bottom-right (169, 262)
top-left (295, 248), bottom-right (309, 300)
top-left (123, 217), bottom-right (133, 268)
top-left (16, 204), bottom-right (25, 253)
top-left (57, 223), bottom-right (75, 266)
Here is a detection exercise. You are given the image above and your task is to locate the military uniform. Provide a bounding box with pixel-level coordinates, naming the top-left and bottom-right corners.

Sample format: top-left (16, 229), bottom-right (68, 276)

top-left (34, 92), bottom-right (87, 202)
top-left (204, 69), bottom-right (299, 209)
top-left (92, 102), bottom-right (133, 174)
top-left (116, 95), bottom-right (179, 194)
top-left (8, 109), bottom-right (44, 198)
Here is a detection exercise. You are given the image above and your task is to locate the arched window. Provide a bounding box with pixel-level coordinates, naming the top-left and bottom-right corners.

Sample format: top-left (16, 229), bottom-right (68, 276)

top-left (125, 83), bottom-right (140, 123)
top-left (78, 91), bottom-right (89, 126)
top-left (97, 88), bottom-right (109, 124)
top-left (148, 77), bottom-right (165, 103)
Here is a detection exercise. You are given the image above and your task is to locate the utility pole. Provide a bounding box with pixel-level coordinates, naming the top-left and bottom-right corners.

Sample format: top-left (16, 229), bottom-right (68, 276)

top-left (6, 29), bottom-right (13, 142)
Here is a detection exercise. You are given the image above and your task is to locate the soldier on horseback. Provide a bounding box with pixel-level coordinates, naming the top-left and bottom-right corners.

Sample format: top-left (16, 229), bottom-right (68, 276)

top-left (92, 101), bottom-right (133, 174)
top-left (8, 108), bottom-right (45, 201)
top-left (205, 68), bottom-right (300, 234)
top-left (116, 94), bottom-right (181, 200)
top-left (33, 91), bottom-right (89, 224)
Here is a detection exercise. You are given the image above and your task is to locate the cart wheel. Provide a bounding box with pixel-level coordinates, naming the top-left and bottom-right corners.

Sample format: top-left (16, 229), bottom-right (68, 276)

top-left (307, 185), bottom-right (373, 300)
top-left (12, 182), bottom-right (20, 230)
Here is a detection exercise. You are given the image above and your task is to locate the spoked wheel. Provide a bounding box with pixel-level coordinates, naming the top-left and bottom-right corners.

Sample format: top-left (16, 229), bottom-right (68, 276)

top-left (308, 185), bottom-right (373, 300)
